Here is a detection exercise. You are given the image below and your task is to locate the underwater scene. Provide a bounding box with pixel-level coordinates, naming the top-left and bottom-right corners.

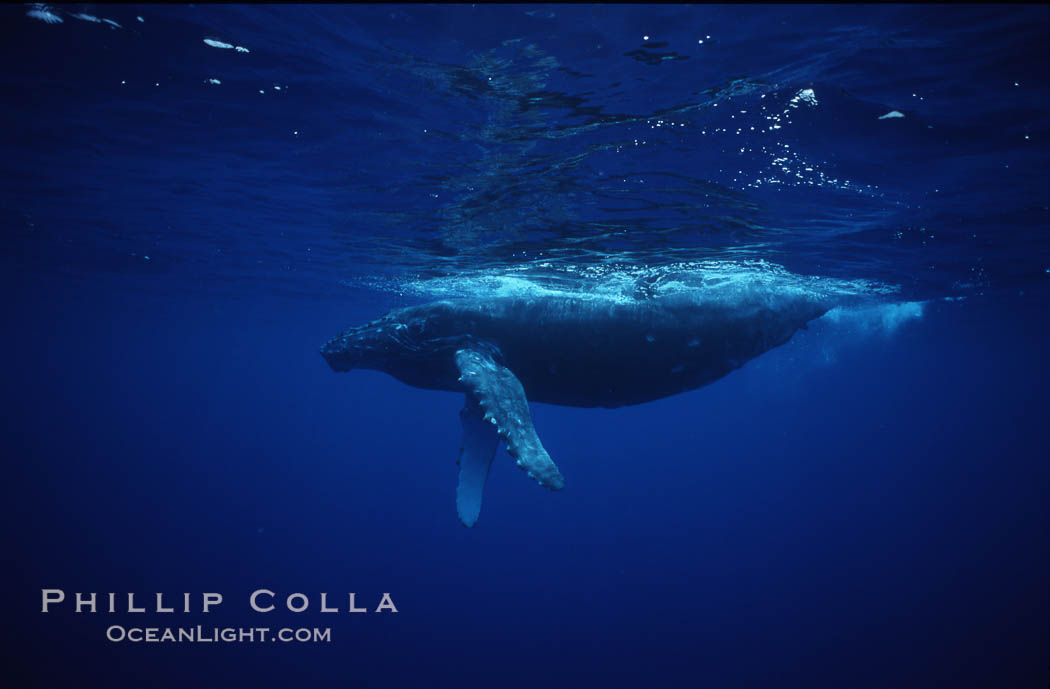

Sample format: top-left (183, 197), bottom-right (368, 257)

top-left (2, 4), bottom-right (1047, 688)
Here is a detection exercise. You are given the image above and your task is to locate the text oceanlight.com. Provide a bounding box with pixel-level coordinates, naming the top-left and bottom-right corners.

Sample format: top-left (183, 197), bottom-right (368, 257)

top-left (106, 626), bottom-right (331, 643)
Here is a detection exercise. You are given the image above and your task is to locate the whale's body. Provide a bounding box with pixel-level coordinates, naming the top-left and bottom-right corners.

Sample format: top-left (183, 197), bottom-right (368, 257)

top-left (322, 291), bottom-right (828, 526)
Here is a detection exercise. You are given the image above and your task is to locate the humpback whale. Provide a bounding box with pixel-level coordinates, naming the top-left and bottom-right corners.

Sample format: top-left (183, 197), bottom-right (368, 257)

top-left (321, 290), bottom-right (829, 526)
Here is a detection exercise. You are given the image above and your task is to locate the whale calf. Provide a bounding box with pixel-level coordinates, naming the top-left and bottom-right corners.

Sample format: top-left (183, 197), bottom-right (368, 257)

top-left (322, 290), bottom-right (829, 526)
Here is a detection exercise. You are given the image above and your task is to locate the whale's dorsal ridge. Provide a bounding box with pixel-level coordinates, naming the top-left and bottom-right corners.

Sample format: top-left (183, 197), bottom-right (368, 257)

top-left (453, 347), bottom-right (565, 526)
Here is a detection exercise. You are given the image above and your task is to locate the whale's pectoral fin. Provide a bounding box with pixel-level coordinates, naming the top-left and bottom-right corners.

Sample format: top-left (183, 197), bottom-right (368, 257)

top-left (454, 348), bottom-right (566, 495)
top-left (456, 396), bottom-right (500, 528)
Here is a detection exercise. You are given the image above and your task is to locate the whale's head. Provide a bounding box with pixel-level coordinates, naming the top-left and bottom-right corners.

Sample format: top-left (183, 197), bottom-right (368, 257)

top-left (321, 302), bottom-right (476, 388)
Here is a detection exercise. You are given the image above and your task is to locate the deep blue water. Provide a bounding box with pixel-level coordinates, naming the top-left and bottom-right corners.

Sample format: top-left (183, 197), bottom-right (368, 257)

top-left (2, 4), bottom-right (1047, 688)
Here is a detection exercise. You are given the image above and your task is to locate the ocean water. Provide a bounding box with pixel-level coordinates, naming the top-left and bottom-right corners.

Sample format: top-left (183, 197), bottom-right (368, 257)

top-left (2, 4), bottom-right (1047, 688)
